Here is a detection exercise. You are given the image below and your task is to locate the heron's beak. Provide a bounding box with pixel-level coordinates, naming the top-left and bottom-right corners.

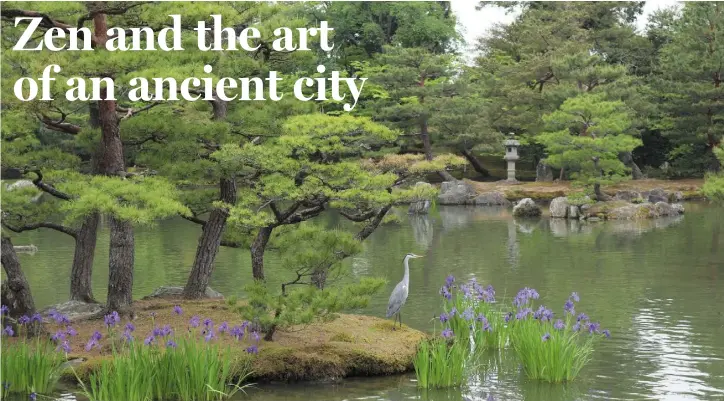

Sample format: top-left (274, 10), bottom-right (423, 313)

top-left (412, 254), bottom-right (424, 258)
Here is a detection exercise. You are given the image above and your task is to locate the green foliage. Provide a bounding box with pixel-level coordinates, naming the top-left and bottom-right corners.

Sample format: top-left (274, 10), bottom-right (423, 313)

top-left (653, 2), bottom-right (724, 174)
top-left (1, 338), bottom-right (64, 398)
top-left (413, 338), bottom-right (468, 389)
top-left (702, 146), bottom-right (724, 203)
top-left (537, 93), bottom-right (641, 187)
top-left (509, 316), bottom-right (599, 383)
top-left (80, 339), bottom-right (249, 401)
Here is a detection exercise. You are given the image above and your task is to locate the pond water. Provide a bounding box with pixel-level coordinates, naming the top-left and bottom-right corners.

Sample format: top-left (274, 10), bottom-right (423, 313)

top-left (9, 203), bottom-right (724, 401)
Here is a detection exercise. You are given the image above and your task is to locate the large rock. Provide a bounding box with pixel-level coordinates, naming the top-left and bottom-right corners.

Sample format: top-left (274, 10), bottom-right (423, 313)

top-left (670, 191), bottom-right (684, 202)
top-left (549, 197), bottom-right (569, 218)
top-left (40, 301), bottom-right (103, 322)
top-left (535, 160), bottom-right (554, 182)
top-left (473, 191), bottom-right (510, 206)
top-left (614, 190), bottom-right (642, 202)
top-left (654, 201), bottom-right (685, 217)
top-left (142, 286), bottom-right (223, 300)
top-left (408, 182), bottom-right (433, 214)
top-left (512, 198), bottom-right (541, 218)
top-left (642, 188), bottom-right (669, 203)
top-left (437, 181), bottom-right (476, 205)
top-left (5, 180), bottom-right (34, 192)
top-left (408, 200), bottom-right (431, 214)
top-left (607, 203), bottom-right (657, 220)
top-left (568, 205), bottom-right (580, 220)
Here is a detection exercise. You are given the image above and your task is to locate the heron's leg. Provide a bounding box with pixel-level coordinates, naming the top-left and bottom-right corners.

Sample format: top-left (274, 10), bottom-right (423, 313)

top-left (399, 312), bottom-right (402, 328)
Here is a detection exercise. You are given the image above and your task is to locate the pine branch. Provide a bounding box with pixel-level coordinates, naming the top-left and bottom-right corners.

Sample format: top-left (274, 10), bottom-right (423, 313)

top-left (2, 220), bottom-right (77, 238)
top-left (24, 170), bottom-right (72, 201)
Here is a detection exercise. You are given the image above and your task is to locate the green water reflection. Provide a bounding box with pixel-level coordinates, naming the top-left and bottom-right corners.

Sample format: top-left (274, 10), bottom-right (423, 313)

top-left (9, 203), bottom-right (724, 400)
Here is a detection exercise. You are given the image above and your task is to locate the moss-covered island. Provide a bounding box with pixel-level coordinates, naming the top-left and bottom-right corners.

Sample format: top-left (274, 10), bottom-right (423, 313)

top-left (44, 299), bottom-right (426, 384)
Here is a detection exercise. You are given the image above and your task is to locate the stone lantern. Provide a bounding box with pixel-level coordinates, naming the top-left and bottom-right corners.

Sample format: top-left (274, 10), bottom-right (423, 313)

top-left (503, 133), bottom-right (520, 182)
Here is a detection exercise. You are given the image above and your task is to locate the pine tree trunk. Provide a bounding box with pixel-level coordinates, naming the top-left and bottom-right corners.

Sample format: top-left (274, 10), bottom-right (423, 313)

top-left (251, 226), bottom-right (273, 281)
top-left (1, 236), bottom-right (37, 319)
top-left (421, 118), bottom-right (455, 181)
top-left (183, 178), bottom-right (237, 299)
top-left (460, 149), bottom-right (491, 177)
top-left (91, 12), bottom-right (136, 315)
top-left (70, 212), bottom-right (99, 302)
top-left (107, 217), bottom-right (134, 313)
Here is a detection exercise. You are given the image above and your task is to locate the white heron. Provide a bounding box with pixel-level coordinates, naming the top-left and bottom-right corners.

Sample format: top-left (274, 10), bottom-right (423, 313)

top-left (386, 253), bottom-right (423, 328)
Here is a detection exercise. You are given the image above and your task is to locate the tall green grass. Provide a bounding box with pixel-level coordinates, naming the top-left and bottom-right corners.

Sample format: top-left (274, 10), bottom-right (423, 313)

top-left (509, 317), bottom-right (597, 382)
top-left (79, 338), bottom-right (250, 401)
top-left (1, 338), bottom-right (64, 398)
top-left (413, 337), bottom-right (468, 388)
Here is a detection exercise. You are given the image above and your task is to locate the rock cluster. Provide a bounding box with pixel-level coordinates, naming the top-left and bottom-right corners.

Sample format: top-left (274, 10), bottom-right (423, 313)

top-left (549, 189), bottom-right (685, 221)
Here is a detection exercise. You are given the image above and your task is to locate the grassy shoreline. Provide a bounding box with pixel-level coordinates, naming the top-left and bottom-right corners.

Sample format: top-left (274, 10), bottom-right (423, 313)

top-left (22, 299), bottom-right (426, 385)
top-left (464, 178), bottom-right (704, 202)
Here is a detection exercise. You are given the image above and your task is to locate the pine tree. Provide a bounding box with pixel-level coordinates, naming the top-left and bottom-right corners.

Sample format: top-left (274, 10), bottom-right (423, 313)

top-left (654, 2), bottom-right (724, 175)
top-left (537, 93), bottom-right (641, 200)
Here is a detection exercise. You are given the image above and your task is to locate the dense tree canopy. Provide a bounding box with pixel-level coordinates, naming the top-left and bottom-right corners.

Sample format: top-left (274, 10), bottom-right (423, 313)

top-left (0, 1), bottom-right (722, 326)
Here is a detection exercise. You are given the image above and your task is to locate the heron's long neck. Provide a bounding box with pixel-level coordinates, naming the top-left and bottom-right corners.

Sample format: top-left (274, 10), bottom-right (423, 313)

top-left (403, 257), bottom-right (410, 285)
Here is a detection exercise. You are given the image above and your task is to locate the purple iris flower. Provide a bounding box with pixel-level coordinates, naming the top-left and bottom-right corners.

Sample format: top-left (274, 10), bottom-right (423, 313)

top-left (18, 315), bottom-right (30, 325)
top-left (445, 275), bottom-right (455, 287)
top-left (173, 305), bottom-right (183, 315)
top-left (251, 331), bottom-right (260, 342)
top-left (541, 332), bottom-right (551, 342)
top-left (30, 392), bottom-right (37, 401)
top-left (449, 307), bottom-right (457, 317)
top-left (564, 300), bottom-right (575, 316)
top-left (122, 331), bottom-right (134, 343)
top-left (166, 339), bottom-right (177, 348)
top-left (439, 313), bottom-right (449, 323)
top-left (49, 310), bottom-right (70, 324)
top-left (51, 330), bottom-right (66, 342)
top-left (480, 285), bottom-right (495, 303)
top-left (57, 341), bottom-right (71, 353)
top-left (441, 328), bottom-right (454, 339)
top-left (516, 308), bottom-right (532, 320)
top-left (554, 319), bottom-right (565, 330)
top-left (203, 318), bottom-right (213, 328)
top-left (218, 322), bottom-right (229, 334)
top-left (189, 316), bottom-right (200, 328)
top-left (30, 313), bottom-right (43, 323)
top-left (91, 331), bottom-right (102, 341)
top-left (576, 313), bottom-right (589, 322)
top-left (0, 305), bottom-right (8, 315)
top-left (504, 312), bottom-right (513, 323)
top-left (245, 345), bottom-right (258, 354)
top-left (572, 322), bottom-right (581, 332)
top-left (587, 322), bottom-right (601, 334)
top-left (125, 323), bottom-right (135, 332)
top-left (3, 326), bottom-right (14, 337)
top-left (603, 329), bottom-right (611, 338)
top-left (477, 315), bottom-right (491, 331)
top-left (66, 326), bottom-right (77, 337)
top-left (513, 287), bottom-right (540, 308)
top-left (570, 292), bottom-right (580, 302)
top-left (84, 339), bottom-right (99, 351)
top-left (462, 308), bottom-right (474, 321)
top-left (144, 335), bottom-right (155, 346)
top-left (230, 326), bottom-right (244, 340)
top-left (104, 311), bottom-right (120, 327)
top-left (440, 286), bottom-right (452, 300)
top-left (204, 330), bottom-right (215, 342)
